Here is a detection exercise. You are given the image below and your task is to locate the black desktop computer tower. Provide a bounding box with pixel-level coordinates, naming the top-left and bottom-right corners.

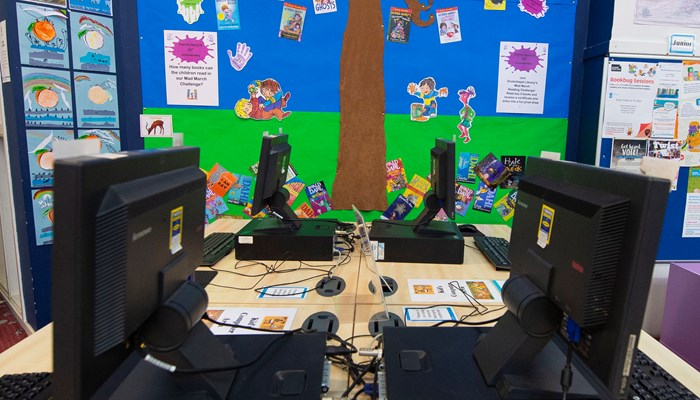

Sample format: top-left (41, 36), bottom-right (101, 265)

top-left (235, 218), bottom-right (337, 261)
top-left (369, 220), bottom-right (464, 264)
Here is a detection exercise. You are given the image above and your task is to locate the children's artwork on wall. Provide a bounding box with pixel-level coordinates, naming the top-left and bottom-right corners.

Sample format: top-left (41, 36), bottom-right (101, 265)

top-left (457, 87), bottom-right (476, 143)
top-left (69, 0), bottom-right (112, 16)
top-left (74, 73), bottom-right (118, 129)
top-left (519, 0), bottom-right (548, 18)
top-left (32, 189), bottom-right (54, 246)
top-left (78, 129), bottom-right (120, 153)
top-left (387, 7), bottom-right (411, 44)
top-left (227, 42), bottom-right (252, 71)
top-left (164, 30), bottom-right (219, 106)
top-left (403, 0), bottom-right (435, 27)
top-left (407, 77), bottom-right (448, 121)
top-left (16, 3), bottom-right (69, 69)
top-left (24, 0), bottom-right (67, 7)
top-left (26, 130), bottom-right (73, 188)
top-left (235, 79), bottom-right (291, 121)
top-left (176, 0), bottom-right (204, 24)
top-left (140, 114), bottom-right (173, 137)
top-left (485, 0), bottom-right (506, 11)
top-left (435, 7), bottom-right (461, 44)
top-left (216, 0), bottom-right (240, 30)
top-left (313, 0), bottom-right (337, 14)
top-left (70, 12), bottom-right (115, 73)
top-left (279, 3), bottom-right (306, 42)
top-left (22, 67), bottom-right (73, 128)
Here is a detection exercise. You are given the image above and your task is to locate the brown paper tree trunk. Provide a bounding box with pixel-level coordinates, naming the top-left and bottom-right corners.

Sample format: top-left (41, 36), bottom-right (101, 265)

top-left (332, 0), bottom-right (388, 211)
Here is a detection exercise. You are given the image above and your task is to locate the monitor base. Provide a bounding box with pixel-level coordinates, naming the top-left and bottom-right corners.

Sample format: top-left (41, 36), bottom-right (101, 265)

top-left (235, 218), bottom-right (338, 261)
top-left (368, 220), bottom-right (464, 264)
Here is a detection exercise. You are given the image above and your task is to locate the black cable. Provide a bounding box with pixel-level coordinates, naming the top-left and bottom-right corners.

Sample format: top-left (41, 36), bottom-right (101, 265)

top-left (430, 317), bottom-right (502, 327)
top-left (561, 342), bottom-right (574, 400)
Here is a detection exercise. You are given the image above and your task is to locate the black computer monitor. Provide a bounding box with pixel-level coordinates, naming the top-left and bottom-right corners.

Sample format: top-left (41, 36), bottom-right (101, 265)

top-left (51, 147), bottom-right (236, 399)
top-left (473, 157), bottom-right (671, 399)
top-left (368, 138), bottom-right (463, 264)
top-left (236, 133), bottom-right (338, 261)
top-left (249, 133), bottom-right (298, 228)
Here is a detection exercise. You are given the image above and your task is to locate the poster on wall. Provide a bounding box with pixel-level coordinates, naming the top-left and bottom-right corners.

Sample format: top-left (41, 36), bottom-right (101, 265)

top-left (69, 0), bottom-right (112, 16)
top-left (635, 0), bottom-right (700, 28)
top-left (32, 188), bottom-right (54, 246)
top-left (435, 7), bottom-right (462, 44)
top-left (602, 61), bottom-right (657, 137)
top-left (26, 130), bottom-right (73, 187)
top-left (496, 41), bottom-right (548, 114)
top-left (74, 72), bottom-right (118, 129)
top-left (611, 138), bottom-right (647, 173)
top-left (22, 67), bottom-right (73, 128)
top-left (164, 30), bottom-right (219, 107)
top-left (70, 12), bottom-right (115, 73)
top-left (682, 167), bottom-right (700, 237)
top-left (16, 3), bottom-right (69, 69)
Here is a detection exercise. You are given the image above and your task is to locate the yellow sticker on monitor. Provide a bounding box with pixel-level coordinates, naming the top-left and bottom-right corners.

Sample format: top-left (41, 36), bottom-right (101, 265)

top-left (170, 206), bottom-right (183, 254)
top-left (537, 204), bottom-right (555, 248)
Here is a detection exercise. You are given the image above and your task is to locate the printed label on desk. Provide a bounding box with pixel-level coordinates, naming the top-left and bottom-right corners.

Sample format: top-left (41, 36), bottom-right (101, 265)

top-left (204, 307), bottom-right (297, 335)
top-left (407, 279), bottom-right (503, 304)
top-left (238, 236), bottom-right (253, 244)
top-left (370, 241), bottom-right (384, 260)
top-left (257, 286), bottom-right (308, 299)
top-left (403, 306), bottom-right (457, 322)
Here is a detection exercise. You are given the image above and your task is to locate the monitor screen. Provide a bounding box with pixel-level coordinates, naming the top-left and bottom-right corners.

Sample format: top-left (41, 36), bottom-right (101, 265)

top-left (52, 147), bottom-right (209, 399)
top-left (474, 157), bottom-right (670, 399)
top-left (250, 133), bottom-right (294, 219)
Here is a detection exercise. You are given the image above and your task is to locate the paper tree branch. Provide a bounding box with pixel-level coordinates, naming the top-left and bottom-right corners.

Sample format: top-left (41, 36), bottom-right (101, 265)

top-left (332, 0), bottom-right (387, 211)
top-left (405, 0), bottom-right (435, 27)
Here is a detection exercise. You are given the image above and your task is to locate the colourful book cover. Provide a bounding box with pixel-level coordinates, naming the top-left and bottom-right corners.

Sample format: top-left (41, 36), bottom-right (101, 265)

top-left (457, 152), bottom-right (479, 184)
top-left (305, 181), bottom-right (332, 215)
top-left (216, 0), bottom-right (241, 30)
top-left (473, 181), bottom-right (497, 213)
top-left (403, 174), bottom-right (431, 207)
top-left (386, 158), bottom-right (408, 192)
top-left (500, 155), bottom-right (526, 189)
top-left (206, 195), bottom-right (228, 220)
top-left (435, 208), bottom-right (449, 221)
top-left (485, 0), bottom-right (506, 10)
top-left (381, 194), bottom-right (414, 220)
top-left (294, 202), bottom-right (316, 218)
top-left (279, 2), bottom-right (307, 42)
top-left (436, 7), bottom-right (462, 44)
top-left (227, 173), bottom-right (254, 206)
top-left (284, 177), bottom-right (305, 206)
top-left (494, 189), bottom-right (518, 221)
top-left (312, 0), bottom-right (337, 14)
top-left (207, 163), bottom-right (237, 197)
top-left (387, 7), bottom-right (411, 44)
top-left (455, 184), bottom-right (475, 217)
top-left (474, 152), bottom-right (509, 188)
top-left (243, 202), bottom-right (267, 218)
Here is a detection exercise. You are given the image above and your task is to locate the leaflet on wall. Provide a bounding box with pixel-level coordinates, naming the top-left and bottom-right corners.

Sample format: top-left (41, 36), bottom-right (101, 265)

top-left (611, 138), bottom-right (647, 173)
top-left (602, 61), bottom-right (658, 137)
top-left (682, 167), bottom-right (700, 237)
top-left (496, 41), bottom-right (548, 114)
top-left (652, 63), bottom-right (682, 138)
top-left (164, 30), bottom-right (219, 106)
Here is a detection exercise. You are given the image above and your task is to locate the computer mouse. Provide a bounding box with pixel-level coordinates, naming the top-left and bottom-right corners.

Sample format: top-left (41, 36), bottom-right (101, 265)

top-left (458, 224), bottom-right (484, 236)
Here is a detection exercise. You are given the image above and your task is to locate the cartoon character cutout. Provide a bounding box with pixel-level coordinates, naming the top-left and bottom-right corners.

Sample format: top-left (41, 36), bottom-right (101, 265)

top-left (457, 86), bottom-right (476, 143)
top-left (235, 78), bottom-right (291, 121)
top-left (407, 77), bottom-right (448, 122)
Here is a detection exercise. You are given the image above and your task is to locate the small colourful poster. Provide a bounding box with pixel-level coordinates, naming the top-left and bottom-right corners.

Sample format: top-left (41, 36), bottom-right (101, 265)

top-left (140, 114), bottom-right (173, 137)
top-left (455, 184), bottom-right (475, 217)
top-left (647, 139), bottom-right (682, 159)
top-left (205, 194), bottom-right (228, 221)
top-left (485, 0), bottom-right (506, 10)
top-left (216, 0), bottom-right (241, 30)
top-left (284, 177), bottom-right (305, 206)
top-left (611, 138), bottom-right (646, 173)
top-left (500, 155), bottom-right (526, 189)
top-left (16, 3), bottom-right (69, 69)
top-left (473, 182), bottom-right (497, 213)
top-left (494, 189), bottom-right (518, 221)
top-left (387, 7), bottom-right (411, 44)
top-left (457, 152), bottom-right (479, 184)
top-left (436, 7), bottom-right (462, 44)
top-left (475, 152), bottom-right (510, 188)
top-left (386, 158), bottom-right (408, 192)
top-left (279, 3), bottom-right (306, 42)
top-left (207, 163), bottom-right (237, 198)
top-left (312, 0), bottom-right (337, 14)
top-left (77, 129), bottom-right (120, 153)
top-left (22, 67), bottom-right (73, 128)
top-left (227, 173), bottom-right (253, 206)
top-left (305, 181), bottom-right (332, 216)
top-left (69, 0), bottom-right (112, 16)
top-left (295, 202), bottom-right (316, 218)
top-left (403, 174), bottom-right (431, 207)
top-left (164, 30), bottom-right (219, 106)
top-left (382, 195), bottom-right (414, 220)
top-left (26, 130), bottom-right (73, 188)
top-left (32, 189), bottom-right (54, 246)
top-left (235, 79), bottom-right (291, 121)
top-left (74, 72), bottom-right (118, 129)
top-left (70, 12), bottom-right (115, 73)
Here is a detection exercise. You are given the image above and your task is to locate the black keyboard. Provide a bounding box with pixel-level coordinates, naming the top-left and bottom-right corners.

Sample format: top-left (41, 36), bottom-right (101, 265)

top-left (0, 372), bottom-right (52, 399)
top-left (628, 349), bottom-right (699, 400)
top-left (473, 236), bottom-right (511, 270)
top-left (201, 232), bottom-right (236, 266)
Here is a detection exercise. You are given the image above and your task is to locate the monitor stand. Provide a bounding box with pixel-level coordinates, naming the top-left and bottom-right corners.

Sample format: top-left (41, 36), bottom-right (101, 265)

top-left (382, 326), bottom-right (599, 400)
top-left (235, 218), bottom-right (338, 261)
top-left (368, 220), bottom-right (464, 264)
